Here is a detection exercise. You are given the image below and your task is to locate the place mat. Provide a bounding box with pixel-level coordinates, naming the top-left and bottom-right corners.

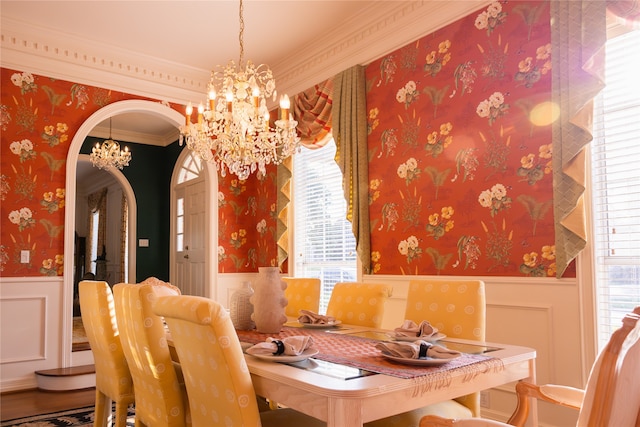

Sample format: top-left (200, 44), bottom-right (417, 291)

top-left (236, 327), bottom-right (501, 380)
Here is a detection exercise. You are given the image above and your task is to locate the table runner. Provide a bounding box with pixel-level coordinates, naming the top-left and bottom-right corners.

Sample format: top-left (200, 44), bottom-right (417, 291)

top-left (236, 327), bottom-right (503, 383)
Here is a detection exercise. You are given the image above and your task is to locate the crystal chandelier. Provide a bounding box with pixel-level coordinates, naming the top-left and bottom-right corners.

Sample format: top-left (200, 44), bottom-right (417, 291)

top-left (179, 0), bottom-right (300, 180)
top-left (90, 117), bottom-right (132, 170)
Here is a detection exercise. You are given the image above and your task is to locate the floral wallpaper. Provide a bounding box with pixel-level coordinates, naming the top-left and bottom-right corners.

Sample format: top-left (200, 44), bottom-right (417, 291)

top-left (366, 0), bottom-right (573, 277)
top-left (1, 0), bottom-right (571, 279)
top-left (0, 68), bottom-right (277, 277)
top-left (216, 171), bottom-right (279, 273)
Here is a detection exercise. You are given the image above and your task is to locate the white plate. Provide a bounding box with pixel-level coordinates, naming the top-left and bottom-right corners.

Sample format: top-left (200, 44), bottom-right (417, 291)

top-left (389, 332), bottom-right (447, 342)
top-left (250, 348), bottom-right (319, 363)
top-left (381, 353), bottom-right (454, 366)
top-left (299, 320), bottom-right (342, 329)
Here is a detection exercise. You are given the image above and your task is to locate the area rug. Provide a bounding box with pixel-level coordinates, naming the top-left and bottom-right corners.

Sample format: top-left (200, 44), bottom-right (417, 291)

top-left (72, 317), bottom-right (88, 345)
top-left (0, 406), bottom-right (135, 427)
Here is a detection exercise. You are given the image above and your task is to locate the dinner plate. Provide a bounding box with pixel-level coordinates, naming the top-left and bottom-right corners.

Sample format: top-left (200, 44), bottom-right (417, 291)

top-left (381, 353), bottom-right (454, 366)
top-left (250, 348), bottom-right (319, 363)
top-left (389, 332), bottom-right (447, 342)
top-left (299, 320), bottom-right (342, 329)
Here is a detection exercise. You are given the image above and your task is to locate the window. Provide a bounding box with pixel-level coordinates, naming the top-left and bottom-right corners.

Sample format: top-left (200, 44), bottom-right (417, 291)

top-left (591, 28), bottom-right (640, 350)
top-left (89, 210), bottom-right (100, 274)
top-left (293, 139), bottom-right (357, 313)
top-left (175, 151), bottom-right (202, 252)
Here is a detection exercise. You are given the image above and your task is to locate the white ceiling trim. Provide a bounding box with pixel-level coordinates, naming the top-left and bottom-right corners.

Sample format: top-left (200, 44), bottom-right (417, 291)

top-left (1, 1), bottom-right (488, 106)
top-left (88, 124), bottom-right (180, 148)
top-left (272, 1), bottom-right (489, 96)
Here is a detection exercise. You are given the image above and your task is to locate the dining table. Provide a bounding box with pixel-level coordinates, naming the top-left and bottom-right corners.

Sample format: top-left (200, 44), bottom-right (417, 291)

top-left (235, 320), bottom-right (537, 427)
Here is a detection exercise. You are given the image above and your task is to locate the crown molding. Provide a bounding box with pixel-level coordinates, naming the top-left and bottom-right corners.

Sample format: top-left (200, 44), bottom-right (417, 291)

top-left (1, 1), bottom-right (488, 105)
top-left (88, 125), bottom-right (179, 147)
top-left (1, 17), bottom-right (208, 104)
top-left (272, 1), bottom-right (489, 98)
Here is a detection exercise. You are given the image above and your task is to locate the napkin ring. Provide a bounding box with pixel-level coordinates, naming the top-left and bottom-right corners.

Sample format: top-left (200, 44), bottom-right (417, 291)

top-left (418, 342), bottom-right (431, 358)
top-left (272, 340), bottom-right (285, 355)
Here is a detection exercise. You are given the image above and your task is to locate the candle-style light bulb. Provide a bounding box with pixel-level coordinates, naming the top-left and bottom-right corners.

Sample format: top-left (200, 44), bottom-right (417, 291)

top-left (280, 94), bottom-right (290, 121)
top-left (226, 92), bottom-right (233, 113)
top-left (252, 87), bottom-right (260, 108)
top-left (198, 103), bottom-right (204, 125)
top-left (208, 89), bottom-right (216, 110)
top-left (185, 103), bottom-right (193, 126)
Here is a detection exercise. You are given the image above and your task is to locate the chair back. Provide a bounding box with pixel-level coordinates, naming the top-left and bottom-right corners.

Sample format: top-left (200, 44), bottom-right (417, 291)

top-left (405, 279), bottom-right (486, 341)
top-left (140, 276), bottom-right (182, 296)
top-left (578, 307), bottom-right (640, 426)
top-left (113, 283), bottom-right (188, 427)
top-left (283, 277), bottom-right (321, 317)
top-left (78, 280), bottom-right (134, 425)
top-left (153, 295), bottom-right (263, 427)
top-left (405, 279), bottom-right (486, 416)
top-left (326, 282), bottom-right (392, 328)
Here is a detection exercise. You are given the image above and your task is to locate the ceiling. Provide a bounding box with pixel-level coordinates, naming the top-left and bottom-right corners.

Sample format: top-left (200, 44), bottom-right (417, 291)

top-left (1, 1), bottom-right (487, 145)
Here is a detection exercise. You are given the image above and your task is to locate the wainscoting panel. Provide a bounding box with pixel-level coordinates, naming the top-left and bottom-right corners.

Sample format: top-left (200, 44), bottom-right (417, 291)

top-left (0, 276), bottom-right (65, 392)
top-left (1, 295), bottom-right (47, 362)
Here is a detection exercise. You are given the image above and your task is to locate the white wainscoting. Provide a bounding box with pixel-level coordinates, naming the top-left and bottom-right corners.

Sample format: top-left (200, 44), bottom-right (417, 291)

top-left (365, 274), bottom-right (583, 426)
top-left (0, 276), bottom-right (65, 391)
top-left (1, 273), bottom-right (587, 426)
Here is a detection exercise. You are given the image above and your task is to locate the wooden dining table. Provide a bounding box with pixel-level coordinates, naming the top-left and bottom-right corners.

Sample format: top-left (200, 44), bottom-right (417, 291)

top-left (236, 321), bottom-right (537, 427)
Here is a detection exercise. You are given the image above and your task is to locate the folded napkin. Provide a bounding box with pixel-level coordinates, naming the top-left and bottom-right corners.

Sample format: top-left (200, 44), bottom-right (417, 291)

top-left (246, 336), bottom-right (314, 356)
top-left (298, 310), bottom-right (336, 325)
top-left (394, 319), bottom-right (439, 339)
top-left (375, 340), bottom-right (461, 360)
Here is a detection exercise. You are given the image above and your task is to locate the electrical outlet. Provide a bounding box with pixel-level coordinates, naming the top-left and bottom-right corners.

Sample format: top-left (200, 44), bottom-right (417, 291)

top-left (20, 250), bottom-right (30, 264)
top-left (480, 390), bottom-right (490, 408)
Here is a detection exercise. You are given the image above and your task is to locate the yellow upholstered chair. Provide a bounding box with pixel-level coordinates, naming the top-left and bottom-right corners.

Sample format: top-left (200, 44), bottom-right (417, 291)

top-left (408, 279), bottom-right (485, 417)
top-left (404, 279), bottom-right (486, 342)
top-left (113, 283), bottom-right (189, 427)
top-left (326, 282), bottom-right (393, 328)
top-left (79, 280), bottom-right (134, 427)
top-left (153, 294), bottom-right (326, 427)
top-left (420, 307), bottom-right (640, 427)
top-left (366, 280), bottom-right (486, 426)
top-left (283, 277), bottom-right (321, 317)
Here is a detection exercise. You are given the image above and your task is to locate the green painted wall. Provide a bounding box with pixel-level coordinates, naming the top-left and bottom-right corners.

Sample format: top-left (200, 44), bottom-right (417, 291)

top-left (81, 137), bottom-right (184, 282)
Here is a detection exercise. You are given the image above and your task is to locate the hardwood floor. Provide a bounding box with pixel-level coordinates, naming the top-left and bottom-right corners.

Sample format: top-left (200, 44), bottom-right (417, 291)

top-left (0, 387), bottom-right (95, 421)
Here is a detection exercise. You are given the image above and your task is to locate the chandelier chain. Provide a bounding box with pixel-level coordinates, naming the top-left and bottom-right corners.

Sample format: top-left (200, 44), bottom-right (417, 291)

top-left (238, 0), bottom-right (244, 65)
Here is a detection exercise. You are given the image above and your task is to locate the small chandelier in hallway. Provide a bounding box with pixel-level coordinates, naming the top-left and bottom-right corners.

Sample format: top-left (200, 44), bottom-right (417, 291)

top-left (179, 0), bottom-right (300, 180)
top-left (90, 117), bottom-right (132, 170)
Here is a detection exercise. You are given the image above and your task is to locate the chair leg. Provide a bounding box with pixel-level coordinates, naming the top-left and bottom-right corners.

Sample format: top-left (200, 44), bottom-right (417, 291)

top-left (113, 401), bottom-right (130, 427)
top-left (94, 390), bottom-right (111, 427)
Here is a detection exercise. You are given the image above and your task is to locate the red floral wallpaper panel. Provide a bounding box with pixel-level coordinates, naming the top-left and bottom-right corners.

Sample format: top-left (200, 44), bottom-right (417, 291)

top-left (216, 171), bottom-right (280, 273)
top-left (0, 68), bottom-right (277, 277)
top-left (366, 1), bottom-right (573, 277)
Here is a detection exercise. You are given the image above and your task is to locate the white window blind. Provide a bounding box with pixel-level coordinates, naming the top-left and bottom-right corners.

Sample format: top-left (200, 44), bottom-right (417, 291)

top-left (293, 139), bottom-right (357, 313)
top-left (591, 29), bottom-right (640, 350)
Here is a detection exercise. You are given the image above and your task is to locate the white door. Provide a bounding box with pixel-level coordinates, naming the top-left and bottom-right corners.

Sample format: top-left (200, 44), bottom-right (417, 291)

top-left (174, 178), bottom-right (206, 296)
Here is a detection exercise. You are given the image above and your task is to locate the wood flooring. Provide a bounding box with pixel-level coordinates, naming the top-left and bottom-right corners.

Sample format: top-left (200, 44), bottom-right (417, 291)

top-left (0, 387), bottom-right (95, 421)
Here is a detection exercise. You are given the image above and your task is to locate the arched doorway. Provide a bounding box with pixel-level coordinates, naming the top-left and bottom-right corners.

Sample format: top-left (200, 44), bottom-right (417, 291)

top-left (170, 149), bottom-right (216, 298)
top-left (63, 99), bottom-right (217, 367)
